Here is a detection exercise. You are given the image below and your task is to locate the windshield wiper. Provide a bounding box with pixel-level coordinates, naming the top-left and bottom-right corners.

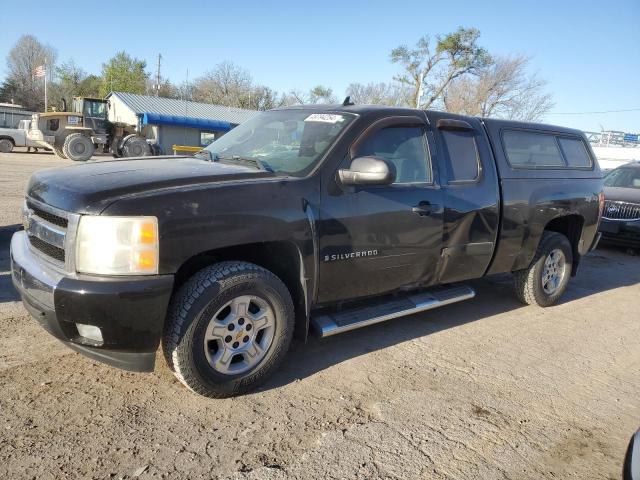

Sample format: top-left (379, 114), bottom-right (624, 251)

top-left (217, 155), bottom-right (274, 173)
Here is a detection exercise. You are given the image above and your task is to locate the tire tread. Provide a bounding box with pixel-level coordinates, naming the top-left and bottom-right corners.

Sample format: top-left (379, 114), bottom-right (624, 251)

top-left (162, 261), bottom-right (294, 398)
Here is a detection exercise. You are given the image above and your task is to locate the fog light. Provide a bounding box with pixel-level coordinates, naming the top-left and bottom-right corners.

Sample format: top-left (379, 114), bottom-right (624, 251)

top-left (76, 323), bottom-right (103, 342)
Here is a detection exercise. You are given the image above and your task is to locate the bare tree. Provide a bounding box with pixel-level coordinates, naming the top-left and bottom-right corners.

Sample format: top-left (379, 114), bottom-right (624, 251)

top-left (345, 82), bottom-right (407, 106)
top-left (5, 34), bottom-right (57, 110)
top-left (281, 85), bottom-right (336, 105)
top-left (443, 55), bottom-right (554, 121)
top-left (390, 27), bottom-right (491, 109)
top-left (192, 61), bottom-right (254, 108)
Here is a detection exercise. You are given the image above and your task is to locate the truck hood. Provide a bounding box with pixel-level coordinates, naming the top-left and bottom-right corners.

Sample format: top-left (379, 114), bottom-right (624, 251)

top-left (603, 186), bottom-right (640, 204)
top-left (27, 156), bottom-right (275, 213)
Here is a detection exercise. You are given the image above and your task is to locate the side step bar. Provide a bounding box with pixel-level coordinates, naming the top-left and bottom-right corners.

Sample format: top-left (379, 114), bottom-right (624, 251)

top-left (311, 285), bottom-right (475, 338)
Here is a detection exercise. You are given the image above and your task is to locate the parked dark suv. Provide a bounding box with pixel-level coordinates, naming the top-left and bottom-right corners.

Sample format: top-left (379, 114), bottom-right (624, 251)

top-left (599, 161), bottom-right (640, 247)
top-left (11, 104), bottom-right (603, 397)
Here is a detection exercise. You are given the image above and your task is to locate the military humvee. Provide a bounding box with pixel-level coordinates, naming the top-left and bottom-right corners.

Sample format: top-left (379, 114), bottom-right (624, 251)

top-left (28, 97), bottom-right (151, 161)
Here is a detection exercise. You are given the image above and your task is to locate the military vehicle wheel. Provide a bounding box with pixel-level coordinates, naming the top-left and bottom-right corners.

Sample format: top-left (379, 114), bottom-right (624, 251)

top-left (63, 133), bottom-right (94, 161)
top-left (53, 145), bottom-right (67, 159)
top-left (122, 136), bottom-right (151, 158)
top-left (0, 138), bottom-right (13, 153)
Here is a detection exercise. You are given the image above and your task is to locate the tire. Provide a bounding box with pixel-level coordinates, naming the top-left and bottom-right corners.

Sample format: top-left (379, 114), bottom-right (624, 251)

top-left (163, 261), bottom-right (295, 398)
top-left (53, 145), bottom-right (67, 159)
top-left (0, 138), bottom-right (13, 153)
top-left (121, 136), bottom-right (151, 158)
top-left (513, 231), bottom-right (573, 307)
top-left (62, 133), bottom-right (94, 161)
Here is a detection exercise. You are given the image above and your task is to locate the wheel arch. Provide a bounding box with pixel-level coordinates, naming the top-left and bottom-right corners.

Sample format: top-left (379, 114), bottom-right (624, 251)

top-left (173, 241), bottom-right (310, 341)
top-left (0, 135), bottom-right (16, 144)
top-left (543, 214), bottom-right (585, 275)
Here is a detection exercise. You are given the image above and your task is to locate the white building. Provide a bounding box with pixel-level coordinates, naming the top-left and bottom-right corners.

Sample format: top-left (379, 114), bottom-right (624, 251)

top-left (106, 92), bottom-right (258, 155)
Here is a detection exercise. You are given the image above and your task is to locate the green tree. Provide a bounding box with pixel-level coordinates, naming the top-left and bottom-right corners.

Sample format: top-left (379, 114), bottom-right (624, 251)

top-left (48, 61), bottom-right (102, 111)
top-left (100, 52), bottom-right (148, 96)
top-left (0, 77), bottom-right (20, 104)
top-left (390, 27), bottom-right (491, 108)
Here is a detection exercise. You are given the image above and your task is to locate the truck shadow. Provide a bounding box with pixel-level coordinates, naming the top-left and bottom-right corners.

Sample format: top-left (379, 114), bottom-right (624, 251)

top-left (264, 246), bottom-right (640, 392)
top-left (0, 224), bottom-right (21, 303)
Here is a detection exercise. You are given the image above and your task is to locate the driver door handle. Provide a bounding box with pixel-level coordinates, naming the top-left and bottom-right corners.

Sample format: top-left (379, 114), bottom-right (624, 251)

top-left (412, 201), bottom-right (435, 216)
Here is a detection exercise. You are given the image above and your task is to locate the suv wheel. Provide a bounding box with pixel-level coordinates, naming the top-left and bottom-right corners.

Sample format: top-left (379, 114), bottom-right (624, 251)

top-left (513, 231), bottom-right (573, 307)
top-left (163, 261), bottom-right (294, 398)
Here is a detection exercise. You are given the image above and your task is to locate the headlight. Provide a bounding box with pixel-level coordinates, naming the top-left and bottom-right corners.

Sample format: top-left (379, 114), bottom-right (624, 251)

top-left (76, 216), bottom-right (159, 275)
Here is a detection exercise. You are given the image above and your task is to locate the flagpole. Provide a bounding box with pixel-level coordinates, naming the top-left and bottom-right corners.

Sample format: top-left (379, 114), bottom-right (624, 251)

top-left (44, 62), bottom-right (48, 112)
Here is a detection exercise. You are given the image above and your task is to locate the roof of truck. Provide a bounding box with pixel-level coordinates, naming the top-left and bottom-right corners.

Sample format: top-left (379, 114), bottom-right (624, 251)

top-left (276, 103), bottom-right (584, 136)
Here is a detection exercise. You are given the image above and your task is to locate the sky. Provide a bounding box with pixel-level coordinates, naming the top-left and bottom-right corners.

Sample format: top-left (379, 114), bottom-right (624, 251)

top-left (0, 0), bottom-right (638, 132)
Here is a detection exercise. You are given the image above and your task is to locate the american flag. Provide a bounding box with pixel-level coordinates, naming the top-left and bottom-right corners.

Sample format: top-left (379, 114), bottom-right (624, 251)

top-left (33, 65), bottom-right (46, 77)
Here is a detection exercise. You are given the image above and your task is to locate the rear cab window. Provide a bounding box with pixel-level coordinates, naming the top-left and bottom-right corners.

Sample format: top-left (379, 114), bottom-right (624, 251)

top-left (502, 129), bottom-right (593, 169)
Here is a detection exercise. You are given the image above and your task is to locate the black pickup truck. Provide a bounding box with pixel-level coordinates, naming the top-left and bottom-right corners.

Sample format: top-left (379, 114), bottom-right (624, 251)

top-left (10, 104), bottom-right (604, 397)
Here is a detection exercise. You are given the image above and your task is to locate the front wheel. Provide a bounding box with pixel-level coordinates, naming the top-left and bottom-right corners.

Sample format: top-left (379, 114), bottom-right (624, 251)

top-left (163, 261), bottom-right (294, 398)
top-left (513, 231), bottom-right (573, 307)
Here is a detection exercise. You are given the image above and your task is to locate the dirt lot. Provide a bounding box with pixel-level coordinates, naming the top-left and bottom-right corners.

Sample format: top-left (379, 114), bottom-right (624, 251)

top-left (1, 150), bottom-right (639, 480)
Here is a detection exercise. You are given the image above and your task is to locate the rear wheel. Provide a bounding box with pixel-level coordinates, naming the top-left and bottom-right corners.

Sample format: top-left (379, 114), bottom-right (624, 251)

top-left (513, 231), bottom-right (573, 307)
top-left (62, 133), bottom-right (94, 161)
top-left (52, 145), bottom-right (67, 159)
top-left (0, 138), bottom-right (13, 153)
top-left (122, 136), bottom-right (151, 157)
top-left (163, 261), bottom-right (294, 398)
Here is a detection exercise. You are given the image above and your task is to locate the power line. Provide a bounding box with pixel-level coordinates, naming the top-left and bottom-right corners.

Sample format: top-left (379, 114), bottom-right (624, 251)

top-left (547, 107), bottom-right (640, 115)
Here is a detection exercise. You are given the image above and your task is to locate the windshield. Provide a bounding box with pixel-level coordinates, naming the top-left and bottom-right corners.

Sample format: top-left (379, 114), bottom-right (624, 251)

top-left (604, 167), bottom-right (640, 189)
top-left (83, 100), bottom-right (107, 119)
top-left (204, 110), bottom-right (356, 176)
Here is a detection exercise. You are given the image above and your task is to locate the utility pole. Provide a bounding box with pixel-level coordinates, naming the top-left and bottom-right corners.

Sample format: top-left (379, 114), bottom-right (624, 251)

top-left (155, 54), bottom-right (162, 97)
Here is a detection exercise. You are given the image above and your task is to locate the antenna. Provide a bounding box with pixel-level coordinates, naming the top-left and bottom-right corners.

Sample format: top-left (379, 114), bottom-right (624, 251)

top-left (342, 96), bottom-right (354, 106)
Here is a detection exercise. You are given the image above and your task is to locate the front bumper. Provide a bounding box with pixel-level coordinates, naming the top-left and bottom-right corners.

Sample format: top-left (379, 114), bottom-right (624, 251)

top-left (599, 218), bottom-right (640, 248)
top-left (10, 231), bottom-right (174, 372)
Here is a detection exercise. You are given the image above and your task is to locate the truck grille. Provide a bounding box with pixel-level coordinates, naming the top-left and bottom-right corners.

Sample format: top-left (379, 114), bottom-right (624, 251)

top-left (603, 200), bottom-right (640, 221)
top-left (28, 204), bottom-right (68, 228)
top-left (28, 235), bottom-right (66, 262)
top-left (24, 199), bottom-right (77, 269)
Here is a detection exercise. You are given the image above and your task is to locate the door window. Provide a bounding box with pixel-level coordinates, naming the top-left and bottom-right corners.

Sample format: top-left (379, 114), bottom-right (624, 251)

top-left (47, 118), bottom-right (59, 132)
top-left (355, 126), bottom-right (431, 183)
top-left (441, 130), bottom-right (479, 182)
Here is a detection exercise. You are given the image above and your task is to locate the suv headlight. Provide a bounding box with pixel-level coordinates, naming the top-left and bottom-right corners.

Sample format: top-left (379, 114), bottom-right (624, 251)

top-left (76, 216), bottom-right (159, 275)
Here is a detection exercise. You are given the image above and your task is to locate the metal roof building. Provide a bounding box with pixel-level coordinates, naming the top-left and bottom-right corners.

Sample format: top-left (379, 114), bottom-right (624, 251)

top-left (0, 104), bottom-right (35, 129)
top-left (105, 92), bottom-right (258, 154)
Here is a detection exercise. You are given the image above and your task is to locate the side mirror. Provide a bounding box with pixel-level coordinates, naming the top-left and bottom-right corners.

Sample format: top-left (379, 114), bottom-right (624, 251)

top-left (338, 156), bottom-right (396, 186)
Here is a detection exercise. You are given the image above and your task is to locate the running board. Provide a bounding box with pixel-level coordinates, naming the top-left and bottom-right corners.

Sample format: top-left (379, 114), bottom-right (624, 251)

top-left (311, 285), bottom-right (475, 338)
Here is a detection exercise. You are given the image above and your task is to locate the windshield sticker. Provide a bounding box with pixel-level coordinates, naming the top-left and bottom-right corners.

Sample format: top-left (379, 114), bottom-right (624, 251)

top-left (304, 113), bottom-right (345, 124)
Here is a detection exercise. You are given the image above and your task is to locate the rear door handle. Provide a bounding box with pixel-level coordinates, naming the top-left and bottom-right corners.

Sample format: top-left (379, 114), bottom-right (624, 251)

top-left (412, 201), bottom-right (435, 216)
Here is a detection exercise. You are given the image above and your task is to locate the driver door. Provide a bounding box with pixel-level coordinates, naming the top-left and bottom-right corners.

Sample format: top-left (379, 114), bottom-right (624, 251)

top-left (317, 116), bottom-right (444, 304)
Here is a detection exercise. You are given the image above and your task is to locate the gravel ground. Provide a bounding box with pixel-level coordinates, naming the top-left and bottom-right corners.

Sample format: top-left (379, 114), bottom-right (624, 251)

top-left (1, 151), bottom-right (639, 480)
